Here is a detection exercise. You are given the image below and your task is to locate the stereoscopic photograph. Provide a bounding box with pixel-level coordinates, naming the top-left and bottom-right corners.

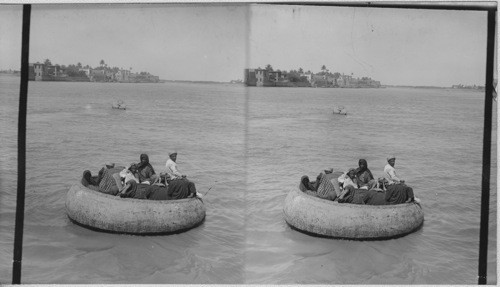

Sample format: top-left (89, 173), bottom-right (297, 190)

top-left (0, 2), bottom-right (496, 284)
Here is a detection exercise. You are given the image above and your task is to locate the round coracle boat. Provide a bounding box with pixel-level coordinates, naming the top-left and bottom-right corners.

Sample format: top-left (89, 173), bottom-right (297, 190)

top-left (283, 187), bottom-right (424, 240)
top-left (66, 182), bottom-right (206, 235)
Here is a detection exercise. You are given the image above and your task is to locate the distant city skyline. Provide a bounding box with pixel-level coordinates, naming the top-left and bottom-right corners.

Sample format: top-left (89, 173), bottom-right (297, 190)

top-left (0, 3), bottom-right (490, 87)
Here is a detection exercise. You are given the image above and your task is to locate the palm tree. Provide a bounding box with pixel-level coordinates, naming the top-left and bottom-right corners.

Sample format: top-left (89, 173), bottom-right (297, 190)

top-left (298, 67), bottom-right (304, 74)
top-left (77, 62), bottom-right (82, 68)
top-left (265, 64), bottom-right (273, 71)
top-left (321, 65), bottom-right (327, 75)
top-left (100, 59), bottom-right (105, 68)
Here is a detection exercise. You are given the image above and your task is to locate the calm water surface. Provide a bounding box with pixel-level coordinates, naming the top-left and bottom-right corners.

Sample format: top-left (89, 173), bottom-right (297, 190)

top-left (0, 75), bottom-right (496, 284)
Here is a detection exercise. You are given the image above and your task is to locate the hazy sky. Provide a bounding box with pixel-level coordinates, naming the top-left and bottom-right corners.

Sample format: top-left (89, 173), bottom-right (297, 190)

top-left (249, 5), bottom-right (488, 87)
top-left (0, 3), bottom-right (490, 86)
top-left (1, 4), bottom-right (249, 82)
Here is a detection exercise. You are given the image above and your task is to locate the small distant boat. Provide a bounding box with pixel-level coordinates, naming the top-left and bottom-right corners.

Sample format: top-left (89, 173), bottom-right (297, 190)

top-left (112, 100), bottom-right (126, 110)
top-left (333, 105), bottom-right (347, 115)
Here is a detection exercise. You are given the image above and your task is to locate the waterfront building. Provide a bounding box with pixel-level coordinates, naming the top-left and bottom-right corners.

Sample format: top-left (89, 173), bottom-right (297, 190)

top-left (116, 69), bottom-right (131, 82)
top-left (46, 65), bottom-right (60, 77)
top-left (90, 69), bottom-right (106, 82)
top-left (105, 70), bottom-right (115, 81)
top-left (245, 68), bottom-right (379, 88)
top-left (267, 71), bottom-right (281, 82)
top-left (32, 63), bottom-right (44, 81)
top-left (244, 68), bottom-right (265, 86)
top-left (79, 68), bottom-right (91, 78)
top-left (115, 70), bottom-right (123, 82)
top-left (28, 63), bottom-right (59, 81)
top-left (337, 74), bottom-right (353, 88)
top-left (300, 73), bottom-right (312, 83)
top-left (26, 60), bottom-right (157, 83)
top-left (255, 69), bottom-right (266, 86)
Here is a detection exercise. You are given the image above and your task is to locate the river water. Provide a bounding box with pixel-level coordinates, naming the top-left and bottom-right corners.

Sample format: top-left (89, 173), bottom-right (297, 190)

top-left (0, 74), bottom-right (496, 284)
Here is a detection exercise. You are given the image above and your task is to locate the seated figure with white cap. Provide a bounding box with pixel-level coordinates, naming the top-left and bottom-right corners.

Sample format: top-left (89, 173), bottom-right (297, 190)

top-left (383, 156), bottom-right (404, 185)
top-left (382, 156), bottom-right (420, 204)
top-left (163, 152), bottom-right (204, 199)
top-left (165, 152), bottom-right (186, 182)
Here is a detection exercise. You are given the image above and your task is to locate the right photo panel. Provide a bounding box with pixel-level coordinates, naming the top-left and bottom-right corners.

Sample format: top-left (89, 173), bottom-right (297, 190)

top-left (244, 4), bottom-right (496, 284)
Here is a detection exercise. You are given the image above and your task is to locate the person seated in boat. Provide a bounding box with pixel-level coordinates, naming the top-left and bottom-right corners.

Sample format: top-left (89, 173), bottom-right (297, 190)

top-left (299, 175), bottom-right (317, 193)
top-left (136, 154), bottom-right (160, 185)
top-left (314, 171), bottom-right (337, 200)
top-left (299, 170), bottom-right (338, 201)
top-left (81, 170), bottom-right (100, 191)
top-left (384, 156), bottom-right (404, 185)
top-left (337, 168), bottom-right (359, 190)
top-left (337, 168), bottom-right (385, 205)
top-left (383, 156), bottom-right (419, 204)
top-left (322, 168), bottom-right (343, 195)
top-left (165, 152), bottom-right (187, 182)
top-left (119, 164), bottom-right (140, 185)
top-left (355, 159), bottom-right (378, 190)
top-left (91, 162), bottom-right (126, 196)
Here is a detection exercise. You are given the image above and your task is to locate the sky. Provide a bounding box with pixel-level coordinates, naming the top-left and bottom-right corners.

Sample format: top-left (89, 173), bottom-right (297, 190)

top-left (0, 4), bottom-right (249, 82)
top-left (248, 4), bottom-right (489, 87)
top-left (0, 3), bottom-right (491, 86)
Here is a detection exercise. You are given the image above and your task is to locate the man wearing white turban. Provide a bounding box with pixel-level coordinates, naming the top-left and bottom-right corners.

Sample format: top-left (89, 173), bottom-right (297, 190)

top-left (382, 156), bottom-right (420, 204)
top-left (165, 152), bottom-right (186, 180)
top-left (383, 156), bottom-right (403, 185)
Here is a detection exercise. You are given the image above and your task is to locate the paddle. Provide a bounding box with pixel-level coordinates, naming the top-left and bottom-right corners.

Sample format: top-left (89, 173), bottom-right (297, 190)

top-left (196, 180), bottom-right (217, 202)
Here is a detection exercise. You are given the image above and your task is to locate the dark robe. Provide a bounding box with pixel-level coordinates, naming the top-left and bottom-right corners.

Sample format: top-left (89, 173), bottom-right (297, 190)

top-left (119, 181), bottom-right (171, 200)
top-left (385, 184), bottom-right (414, 204)
top-left (120, 181), bottom-right (151, 199)
top-left (338, 186), bottom-right (368, 204)
top-left (137, 154), bottom-right (157, 183)
top-left (355, 159), bottom-right (375, 189)
top-left (167, 178), bottom-right (196, 200)
top-left (147, 185), bottom-right (170, 200)
top-left (338, 186), bottom-right (387, 205)
top-left (364, 189), bottom-right (387, 205)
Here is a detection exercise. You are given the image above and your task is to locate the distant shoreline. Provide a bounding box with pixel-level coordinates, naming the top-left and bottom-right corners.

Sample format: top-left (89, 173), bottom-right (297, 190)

top-left (161, 79), bottom-right (242, 85)
top-left (383, 84), bottom-right (485, 91)
top-left (0, 73), bottom-right (485, 90)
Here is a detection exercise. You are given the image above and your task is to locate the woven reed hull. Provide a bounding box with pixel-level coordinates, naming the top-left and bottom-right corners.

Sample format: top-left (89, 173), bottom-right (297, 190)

top-left (283, 187), bottom-right (424, 240)
top-left (66, 182), bottom-right (205, 235)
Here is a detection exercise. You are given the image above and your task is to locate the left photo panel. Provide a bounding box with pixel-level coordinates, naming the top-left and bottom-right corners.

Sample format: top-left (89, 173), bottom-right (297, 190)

top-left (0, 4), bottom-right (248, 284)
